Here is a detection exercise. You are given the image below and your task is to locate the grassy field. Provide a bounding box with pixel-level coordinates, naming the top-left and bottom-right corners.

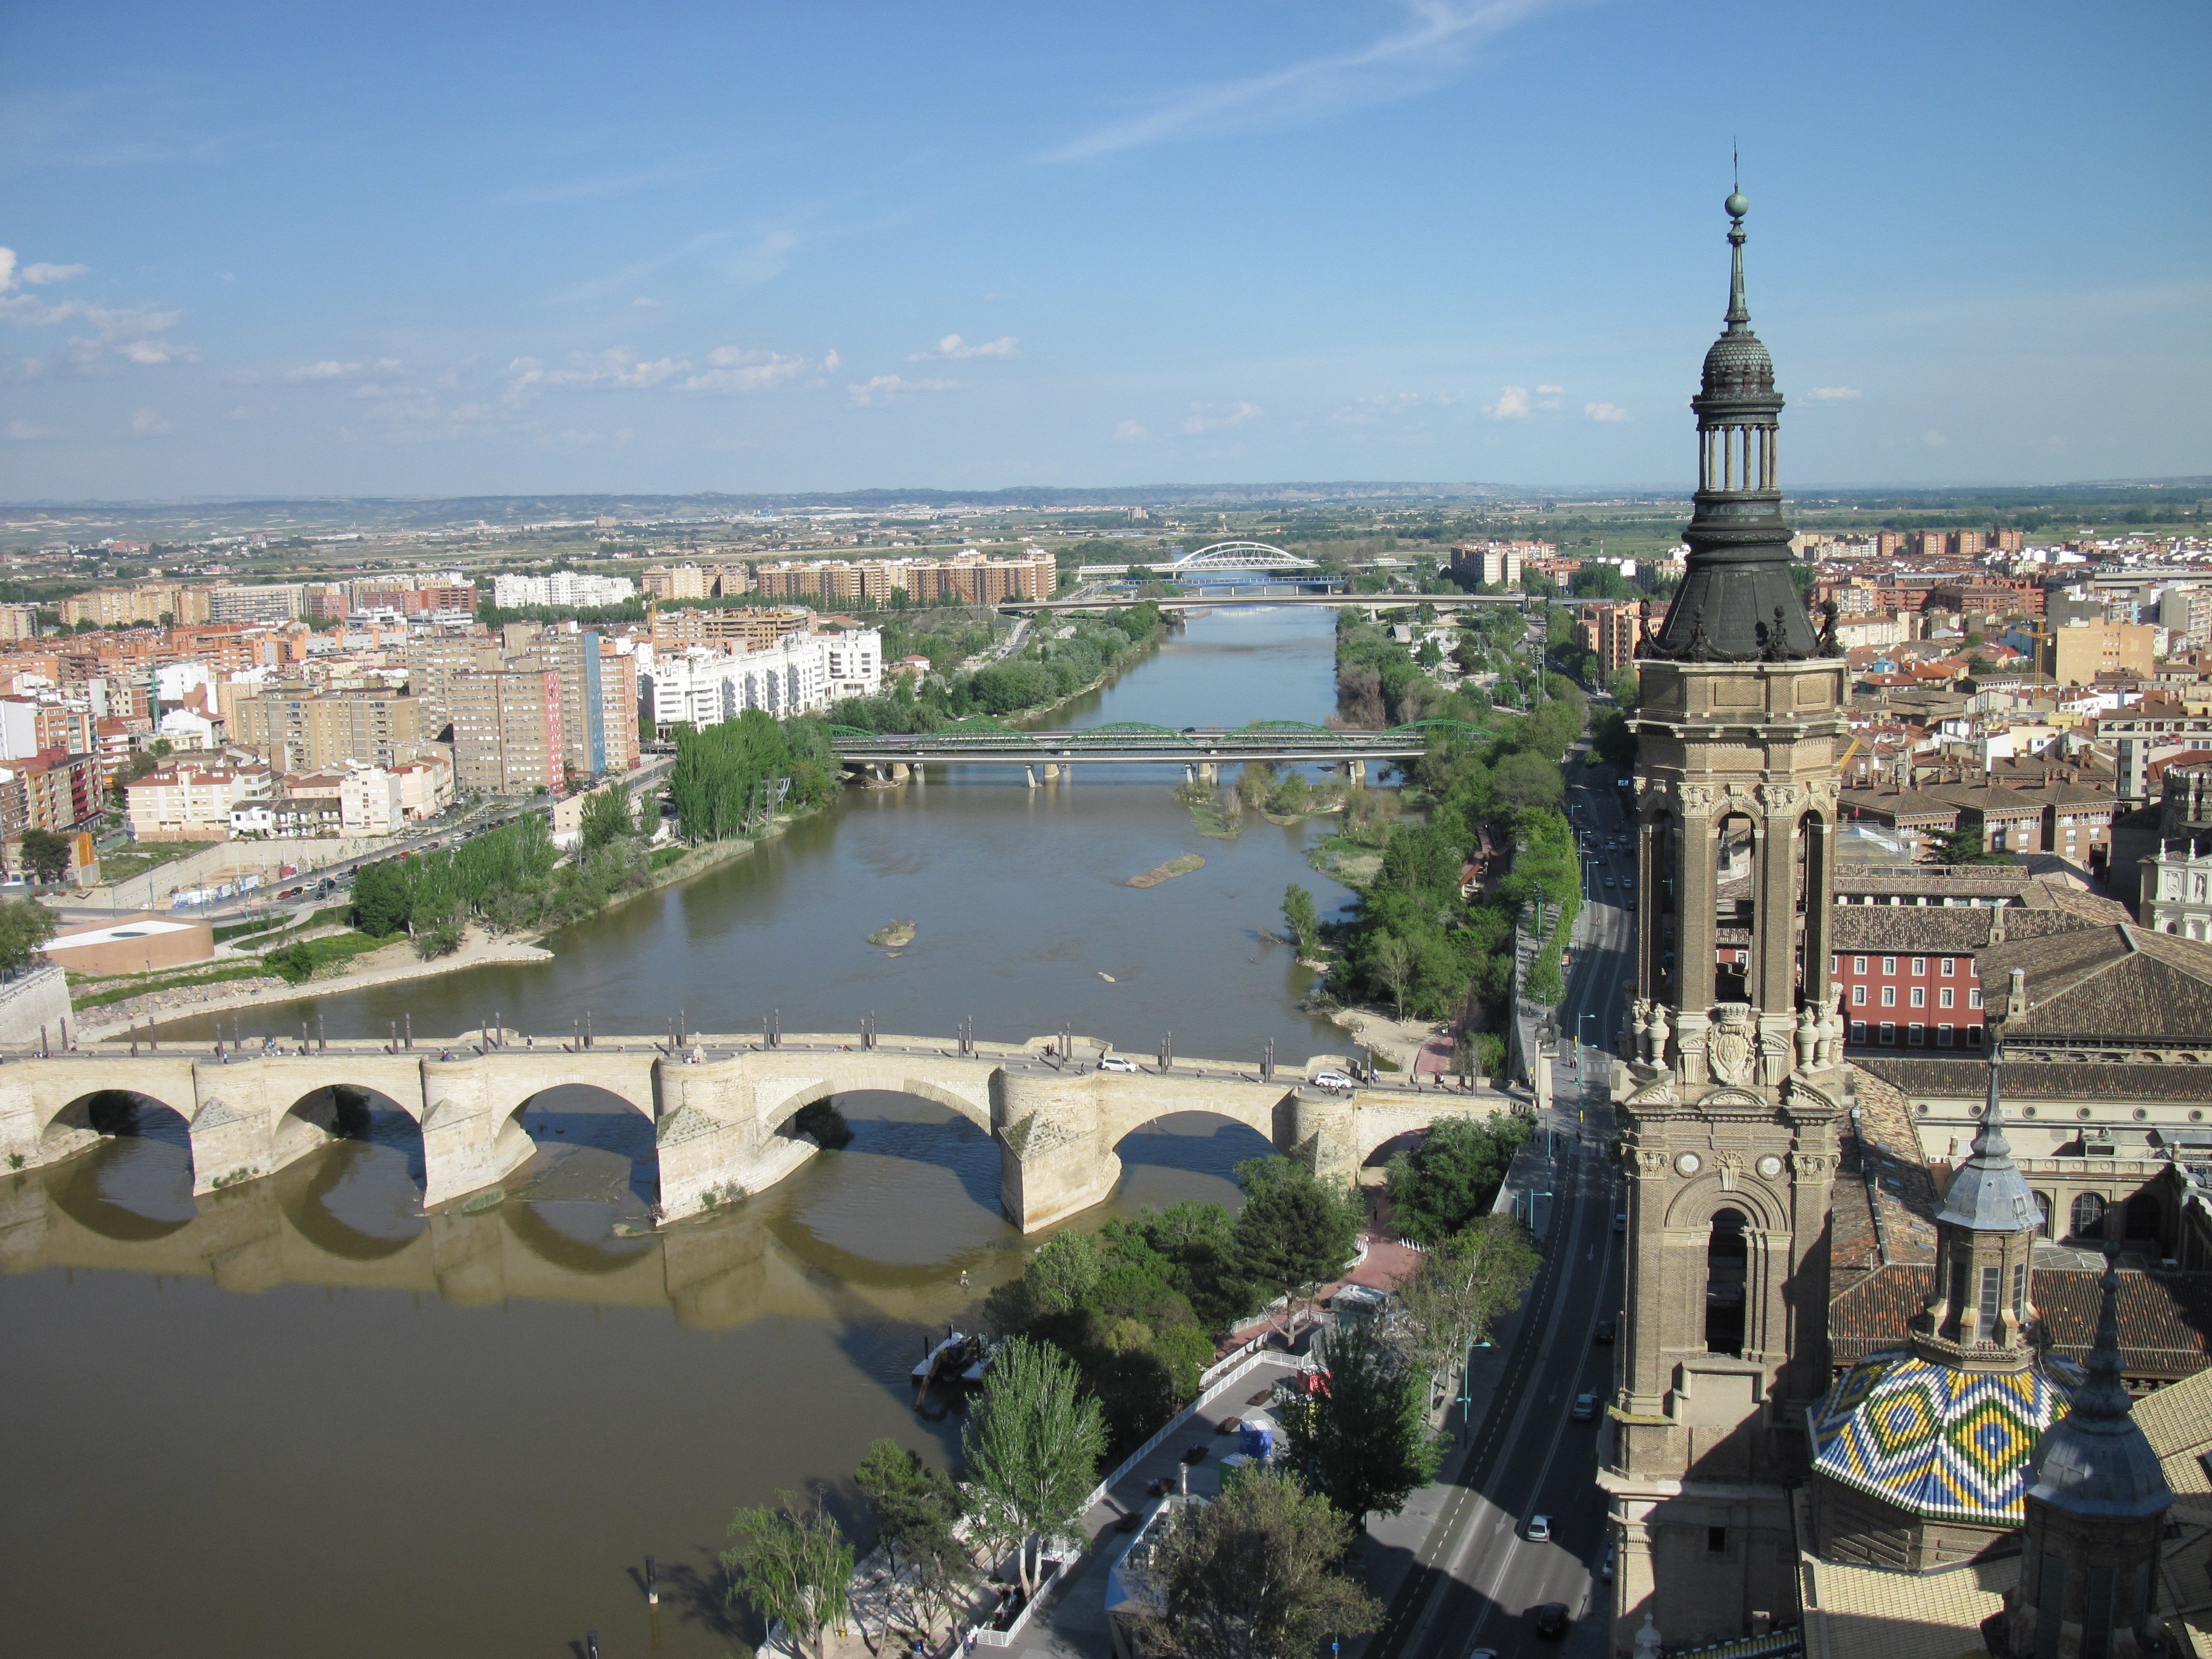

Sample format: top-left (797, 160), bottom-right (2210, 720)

top-left (97, 841), bottom-right (215, 885)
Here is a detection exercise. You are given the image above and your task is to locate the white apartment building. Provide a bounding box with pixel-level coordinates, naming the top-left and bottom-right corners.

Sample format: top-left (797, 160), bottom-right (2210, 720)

top-left (207, 584), bottom-right (305, 624)
top-left (639, 629), bottom-right (881, 729)
top-left (124, 762), bottom-right (274, 841)
top-left (492, 572), bottom-right (637, 609)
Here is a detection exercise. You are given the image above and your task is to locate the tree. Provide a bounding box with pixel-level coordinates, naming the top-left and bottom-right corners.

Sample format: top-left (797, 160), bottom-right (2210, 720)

top-left (18, 828), bottom-right (71, 884)
top-left (722, 1489), bottom-right (854, 1659)
top-left (1606, 665), bottom-right (1640, 711)
top-left (1929, 821), bottom-right (2007, 866)
top-left (855, 1439), bottom-right (973, 1645)
top-left (0, 895), bottom-right (57, 971)
top-left (1415, 637), bottom-right (1443, 670)
top-left (1279, 1317), bottom-right (1442, 1528)
top-left (1229, 1156), bottom-right (1361, 1310)
top-left (1392, 1215), bottom-right (1541, 1383)
top-left (961, 1337), bottom-right (1107, 1598)
top-left (351, 860), bottom-right (411, 936)
top-left (1385, 1115), bottom-right (1532, 1244)
top-left (1281, 884), bottom-right (1320, 957)
top-left (1027, 1229), bottom-right (1103, 1315)
top-left (579, 778), bottom-right (636, 853)
top-left (1140, 1467), bottom-right (1382, 1659)
top-left (1372, 933), bottom-right (1413, 1020)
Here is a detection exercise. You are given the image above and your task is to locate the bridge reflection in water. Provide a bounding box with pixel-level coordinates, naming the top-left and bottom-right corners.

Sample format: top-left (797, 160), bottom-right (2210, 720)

top-left (3, 1091), bottom-right (1289, 1327)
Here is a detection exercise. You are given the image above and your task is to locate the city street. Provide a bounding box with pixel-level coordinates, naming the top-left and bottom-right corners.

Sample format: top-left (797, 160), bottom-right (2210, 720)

top-left (1361, 758), bottom-right (1636, 1659)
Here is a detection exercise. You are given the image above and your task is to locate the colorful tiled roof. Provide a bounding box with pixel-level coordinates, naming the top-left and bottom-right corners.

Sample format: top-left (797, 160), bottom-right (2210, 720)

top-left (1810, 1348), bottom-right (2079, 1523)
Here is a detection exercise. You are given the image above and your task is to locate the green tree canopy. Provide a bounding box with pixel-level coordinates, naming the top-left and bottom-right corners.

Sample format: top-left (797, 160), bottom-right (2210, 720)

top-left (721, 1490), bottom-right (854, 1659)
top-left (1392, 1215), bottom-right (1541, 1379)
top-left (0, 895), bottom-right (57, 972)
top-left (18, 828), bottom-right (71, 884)
top-left (1279, 1317), bottom-right (1442, 1528)
top-left (1229, 1156), bottom-right (1361, 1303)
top-left (1141, 1467), bottom-right (1383, 1659)
top-left (962, 1337), bottom-right (1107, 1597)
top-left (1385, 1114), bottom-right (1532, 1244)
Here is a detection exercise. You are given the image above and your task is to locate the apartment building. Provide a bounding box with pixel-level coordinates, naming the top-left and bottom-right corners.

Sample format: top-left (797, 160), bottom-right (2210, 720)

top-left (750, 552), bottom-right (1054, 606)
top-left (641, 565), bottom-right (713, 601)
top-left (405, 633), bottom-right (504, 737)
top-left (1575, 600), bottom-right (1646, 677)
top-left (509, 628), bottom-right (637, 779)
top-left (1449, 540), bottom-right (1538, 588)
top-left (347, 581), bottom-right (478, 622)
top-left (449, 668), bottom-right (564, 794)
top-left (207, 584), bottom-right (306, 624)
top-left (639, 629), bottom-right (882, 729)
top-left (124, 760), bottom-right (273, 841)
top-left (648, 606), bottom-right (811, 652)
top-left (490, 572), bottom-right (635, 609)
top-left (59, 583), bottom-right (214, 628)
top-left (0, 604), bottom-right (39, 641)
top-left (2044, 618), bottom-right (2157, 686)
top-left (232, 687), bottom-right (422, 771)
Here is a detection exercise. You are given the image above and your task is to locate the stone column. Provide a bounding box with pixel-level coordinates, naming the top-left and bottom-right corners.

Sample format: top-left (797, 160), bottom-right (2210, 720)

top-left (418, 1055), bottom-right (534, 1210)
top-left (993, 1068), bottom-right (1116, 1232)
top-left (1755, 784), bottom-right (1797, 1015)
top-left (1676, 790), bottom-right (1718, 1023)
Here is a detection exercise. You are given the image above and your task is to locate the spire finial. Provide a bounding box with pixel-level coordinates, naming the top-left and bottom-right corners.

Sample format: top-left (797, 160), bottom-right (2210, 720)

top-left (1724, 171), bottom-right (1751, 331)
top-left (2073, 1239), bottom-right (2133, 1422)
top-left (1976, 1044), bottom-right (2011, 1160)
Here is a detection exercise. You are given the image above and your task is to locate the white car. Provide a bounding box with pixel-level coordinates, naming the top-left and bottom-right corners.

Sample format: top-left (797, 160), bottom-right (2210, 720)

top-left (1310, 1070), bottom-right (1355, 1093)
top-left (1098, 1055), bottom-right (1138, 1073)
top-left (1525, 1514), bottom-right (1553, 1542)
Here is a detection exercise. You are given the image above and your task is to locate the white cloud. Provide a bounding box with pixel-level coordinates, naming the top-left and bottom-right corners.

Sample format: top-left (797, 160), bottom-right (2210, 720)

top-left (5, 419), bottom-right (61, 440)
top-left (22, 263), bottom-right (86, 285)
top-left (848, 374), bottom-right (957, 407)
top-left (1535, 383), bottom-right (1563, 395)
top-left (1181, 401), bottom-right (1261, 434)
top-left (1584, 401), bottom-right (1631, 422)
top-left (0, 247), bottom-right (193, 371)
top-left (680, 346), bottom-right (812, 394)
top-left (130, 406), bottom-right (173, 436)
top-left (1044, 0), bottom-right (1558, 162)
top-left (1333, 390), bottom-right (1459, 424)
top-left (1809, 386), bottom-right (1863, 401)
top-left (912, 333), bottom-right (1018, 361)
top-left (823, 349), bottom-right (841, 373)
top-left (289, 359), bottom-right (361, 380)
top-left (1113, 419), bottom-right (1150, 442)
top-left (632, 296), bottom-right (658, 308)
top-left (1485, 385), bottom-right (1532, 420)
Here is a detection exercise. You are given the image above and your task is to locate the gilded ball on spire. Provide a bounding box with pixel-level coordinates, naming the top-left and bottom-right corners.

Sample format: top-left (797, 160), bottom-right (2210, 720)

top-left (1725, 190), bottom-right (1749, 220)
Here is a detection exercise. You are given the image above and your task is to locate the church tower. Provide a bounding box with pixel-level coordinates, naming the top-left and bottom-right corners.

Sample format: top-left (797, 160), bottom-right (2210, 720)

top-left (1600, 187), bottom-right (1853, 1650)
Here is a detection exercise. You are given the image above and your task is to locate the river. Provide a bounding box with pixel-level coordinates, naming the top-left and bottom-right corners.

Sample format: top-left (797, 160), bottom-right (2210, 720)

top-left (0, 606), bottom-right (1365, 1657)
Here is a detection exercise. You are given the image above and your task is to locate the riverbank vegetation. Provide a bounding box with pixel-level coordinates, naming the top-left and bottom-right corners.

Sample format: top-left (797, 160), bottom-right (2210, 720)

top-left (669, 709), bottom-right (841, 840)
top-left (984, 1156), bottom-right (1361, 1455)
top-left (349, 791), bottom-right (660, 956)
top-left (826, 602), bottom-right (1165, 733)
top-left (1385, 1115), bottom-right (1532, 1243)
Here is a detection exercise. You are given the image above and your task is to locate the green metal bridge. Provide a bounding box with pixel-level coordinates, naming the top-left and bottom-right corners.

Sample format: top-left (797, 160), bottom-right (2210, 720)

top-left (829, 718), bottom-right (1486, 770)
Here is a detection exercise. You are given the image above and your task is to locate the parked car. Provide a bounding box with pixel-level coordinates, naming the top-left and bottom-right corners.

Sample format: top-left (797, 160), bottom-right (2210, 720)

top-left (1311, 1070), bottom-right (1354, 1093)
top-left (1525, 1514), bottom-right (1553, 1542)
top-left (1594, 1319), bottom-right (1616, 1344)
top-left (1533, 1603), bottom-right (1570, 1638)
top-left (1613, 1212), bottom-right (1627, 1233)
top-left (1098, 1055), bottom-right (1138, 1073)
top-left (1572, 1392), bottom-right (1598, 1421)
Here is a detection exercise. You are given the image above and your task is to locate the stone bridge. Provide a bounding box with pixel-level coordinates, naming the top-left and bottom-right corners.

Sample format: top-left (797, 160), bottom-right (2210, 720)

top-left (0, 1031), bottom-right (1518, 1232)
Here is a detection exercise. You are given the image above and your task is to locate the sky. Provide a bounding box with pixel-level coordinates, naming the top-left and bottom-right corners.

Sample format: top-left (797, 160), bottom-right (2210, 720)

top-left (1, 1), bottom-right (2206, 502)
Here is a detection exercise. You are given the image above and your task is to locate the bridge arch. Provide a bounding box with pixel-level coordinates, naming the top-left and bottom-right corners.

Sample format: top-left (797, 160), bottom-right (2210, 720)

top-left (41, 1091), bottom-right (199, 1240)
top-left (502, 1082), bottom-right (662, 1213)
top-left (272, 1084), bottom-right (427, 1258)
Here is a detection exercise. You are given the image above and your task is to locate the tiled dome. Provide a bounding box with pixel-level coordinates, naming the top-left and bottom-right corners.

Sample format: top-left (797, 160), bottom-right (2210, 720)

top-left (1700, 331), bottom-right (1775, 398)
top-left (1810, 1348), bottom-right (2080, 1524)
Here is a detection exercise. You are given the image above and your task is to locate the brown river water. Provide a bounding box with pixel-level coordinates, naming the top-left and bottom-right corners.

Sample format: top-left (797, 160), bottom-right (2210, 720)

top-left (1, 606), bottom-right (1368, 1657)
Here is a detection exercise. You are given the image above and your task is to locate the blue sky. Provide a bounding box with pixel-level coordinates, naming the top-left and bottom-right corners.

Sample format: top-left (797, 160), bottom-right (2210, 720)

top-left (2, 1), bottom-right (2205, 500)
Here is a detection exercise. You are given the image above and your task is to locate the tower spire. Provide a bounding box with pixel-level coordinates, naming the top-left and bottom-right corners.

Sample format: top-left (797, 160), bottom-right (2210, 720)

top-left (1724, 180), bottom-right (1751, 332)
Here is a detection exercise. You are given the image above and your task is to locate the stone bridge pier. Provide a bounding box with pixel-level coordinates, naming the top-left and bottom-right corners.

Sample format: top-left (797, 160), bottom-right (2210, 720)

top-left (3, 1036), bottom-right (1516, 1232)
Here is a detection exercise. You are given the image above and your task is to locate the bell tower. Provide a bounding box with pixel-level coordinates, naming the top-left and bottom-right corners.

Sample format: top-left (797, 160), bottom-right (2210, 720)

top-left (1600, 187), bottom-right (1851, 1651)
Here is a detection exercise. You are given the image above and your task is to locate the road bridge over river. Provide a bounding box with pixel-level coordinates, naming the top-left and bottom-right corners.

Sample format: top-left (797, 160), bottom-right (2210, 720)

top-left (1, 1030), bottom-right (1522, 1233)
top-left (830, 719), bottom-right (1481, 779)
top-left (1001, 591), bottom-right (1534, 615)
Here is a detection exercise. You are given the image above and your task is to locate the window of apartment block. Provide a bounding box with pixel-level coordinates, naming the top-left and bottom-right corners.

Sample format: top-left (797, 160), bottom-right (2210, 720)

top-left (1940, 957), bottom-right (1955, 975)
top-left (1912, 957), bottom-right (1927, 975)
top-left (1938, 1024), bottom-right (1955, 1046)
top-left (1969, 989), bottom-right (1984, 1009)
top-left (1881, 986), bottom-right (1897, 1006)
top-left (1939, 987), bottom-right (1955, 1009)
top-left (1967, 1026), bottom-right (1985, 1047)
top-left (1909, 1023), bottom-right (1926, 1045)
top-left (1881, 1022), bottom-right (1896, 1045)
top-left (1882, 956), bottom-right (1898, 975)
top-left (1852, 985), bottom-right (1867, 1006)
top-left (1910, 987), bottom-right (1926, 1008)
top-left (1850, 1020), bottom-right (1868, 1044)
top-left (1854, 956), bottom-right (1867, 974)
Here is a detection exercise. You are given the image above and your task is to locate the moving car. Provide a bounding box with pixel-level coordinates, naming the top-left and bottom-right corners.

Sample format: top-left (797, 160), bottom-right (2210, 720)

top-left (1525, 1514), bottom-right (1553, 1542)
top-left (1533, 1603), bottom-right (1570, 1638)
top-left (1614, 1212), bottom-right (1627, 1233)
top-left (1098, 1055), bottom-right (1138, 1073)
top-left (1594, 1319), bottom-right (1616, 1344)
top-left (1310, 1070), bottom-right (1354, 1093)
top-left (1572, 1392), bottom-right (1598, 1421)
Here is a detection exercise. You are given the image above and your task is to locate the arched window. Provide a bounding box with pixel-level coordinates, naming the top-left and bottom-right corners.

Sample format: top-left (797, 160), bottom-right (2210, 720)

top-left (2032, 1192), bottom-right (2053, 1239)
top-left (1705, 1208), bottom-right (1748, 1356)
top-left (1715, 814), bottom-right (1756, 1004)
top-left (2070, 1192), bottom-right (2107, 1241)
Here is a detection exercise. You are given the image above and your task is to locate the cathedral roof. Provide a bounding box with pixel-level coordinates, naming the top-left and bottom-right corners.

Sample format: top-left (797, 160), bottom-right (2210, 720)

top-left (1933, 1061), bottom-right (2042, 1232)
top-left (1809, 1348), bottom-right (2079, 1524)
top-left (2026, 1249), bottom-right (2176, 1518)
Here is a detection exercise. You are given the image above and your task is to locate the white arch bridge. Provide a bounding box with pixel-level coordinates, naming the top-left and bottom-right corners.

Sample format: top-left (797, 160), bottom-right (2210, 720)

top-left (1, 1030), bottom-right (1518, 1232)
top-left (1073, 539), bottom-right (1327, 583)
